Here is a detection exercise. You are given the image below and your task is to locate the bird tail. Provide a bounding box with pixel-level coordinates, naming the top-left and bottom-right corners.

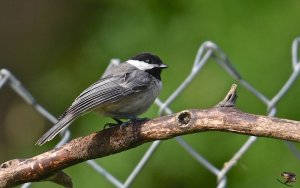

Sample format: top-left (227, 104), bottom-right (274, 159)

top-left (36, 114), bottom-right (74, 146)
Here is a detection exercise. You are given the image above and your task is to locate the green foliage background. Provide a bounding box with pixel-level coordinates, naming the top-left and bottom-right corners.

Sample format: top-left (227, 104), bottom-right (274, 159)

top-left (1, 0), bottom-right (300, 187)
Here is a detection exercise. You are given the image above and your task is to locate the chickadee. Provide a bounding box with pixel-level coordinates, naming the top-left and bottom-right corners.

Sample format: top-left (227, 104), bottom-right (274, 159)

top-left (36, 52), bottom-right (168, 145)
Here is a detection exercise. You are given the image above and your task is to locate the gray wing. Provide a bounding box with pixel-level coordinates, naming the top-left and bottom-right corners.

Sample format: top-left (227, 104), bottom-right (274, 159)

top-left (36, 69), bottom-right (151, 145)
top-left (66, 73), bottom-right (150, 116)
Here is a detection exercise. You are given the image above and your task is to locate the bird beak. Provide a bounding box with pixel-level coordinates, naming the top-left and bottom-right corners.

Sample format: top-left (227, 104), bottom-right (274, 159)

top-left (159, 64), bottom-right (168, 69)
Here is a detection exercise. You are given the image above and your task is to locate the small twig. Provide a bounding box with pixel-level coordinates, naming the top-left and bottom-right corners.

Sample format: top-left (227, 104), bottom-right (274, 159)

top-left (45, 171), bottom-right (72, 188)
top-left (1, 84), bottom-right (300, 187)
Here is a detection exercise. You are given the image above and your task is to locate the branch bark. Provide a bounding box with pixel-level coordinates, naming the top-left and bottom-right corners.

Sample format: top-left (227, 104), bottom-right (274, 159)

top-left (1, 84), bottom-right (300, 187)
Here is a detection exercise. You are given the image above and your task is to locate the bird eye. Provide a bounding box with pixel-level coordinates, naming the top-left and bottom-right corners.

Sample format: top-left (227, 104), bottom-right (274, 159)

top-left (145, 59), bottom-right (151, 63)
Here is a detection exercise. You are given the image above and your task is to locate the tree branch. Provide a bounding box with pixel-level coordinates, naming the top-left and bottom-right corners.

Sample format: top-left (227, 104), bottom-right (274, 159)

top-left (1, 84), bottom-right (300, 187)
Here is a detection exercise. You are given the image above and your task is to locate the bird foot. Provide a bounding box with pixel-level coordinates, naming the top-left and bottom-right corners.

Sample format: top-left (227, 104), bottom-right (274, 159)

top-left (123, 117), bottom-right (149, 126)
top-left (103, 123), bottom-right (119, 129)
top-left (103, 117), bottom-right (149, 129)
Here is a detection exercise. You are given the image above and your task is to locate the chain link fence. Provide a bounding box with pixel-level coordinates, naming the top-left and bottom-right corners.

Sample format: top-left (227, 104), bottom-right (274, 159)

top-left (1, 37), bottom-right (300, 188)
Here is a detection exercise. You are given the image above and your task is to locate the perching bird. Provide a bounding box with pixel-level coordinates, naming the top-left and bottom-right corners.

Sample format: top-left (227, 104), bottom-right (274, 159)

top-left (36, 52), bottom-right (168, 145)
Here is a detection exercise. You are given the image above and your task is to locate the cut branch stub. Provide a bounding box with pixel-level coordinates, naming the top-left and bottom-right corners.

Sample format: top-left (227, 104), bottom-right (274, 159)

top-left (217, 84), bottom-right (238, 107)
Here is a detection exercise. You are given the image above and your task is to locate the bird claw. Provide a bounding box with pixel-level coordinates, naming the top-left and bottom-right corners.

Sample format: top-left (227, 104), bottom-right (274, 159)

top-left (104, 117), bottom-right (149, 129)
top-left (103, 123), bottom-right (119, 129)
top-left (125, 117), bottom-right (149, 126)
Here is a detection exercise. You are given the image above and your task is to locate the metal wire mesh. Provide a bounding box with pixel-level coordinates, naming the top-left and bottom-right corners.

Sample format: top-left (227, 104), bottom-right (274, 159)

top-left (1, 37), bottom-right (300, 188)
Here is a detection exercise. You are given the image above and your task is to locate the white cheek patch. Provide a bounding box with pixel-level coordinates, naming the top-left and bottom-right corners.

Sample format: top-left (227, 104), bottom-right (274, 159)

top-left (127, 60), bottom-right (155, 70)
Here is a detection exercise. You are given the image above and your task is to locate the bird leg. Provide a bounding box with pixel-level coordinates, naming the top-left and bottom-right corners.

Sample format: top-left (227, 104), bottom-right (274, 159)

top-left (104, 116), bottom-right (149, 129)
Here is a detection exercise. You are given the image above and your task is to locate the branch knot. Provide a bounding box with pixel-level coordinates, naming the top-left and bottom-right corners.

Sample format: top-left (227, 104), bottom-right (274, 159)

top-left (177, 110), bottom-right (192, 127)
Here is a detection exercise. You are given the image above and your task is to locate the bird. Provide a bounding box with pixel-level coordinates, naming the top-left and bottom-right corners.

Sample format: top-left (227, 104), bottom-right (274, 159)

top-left (36, 52), bottom-right (168, 145)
